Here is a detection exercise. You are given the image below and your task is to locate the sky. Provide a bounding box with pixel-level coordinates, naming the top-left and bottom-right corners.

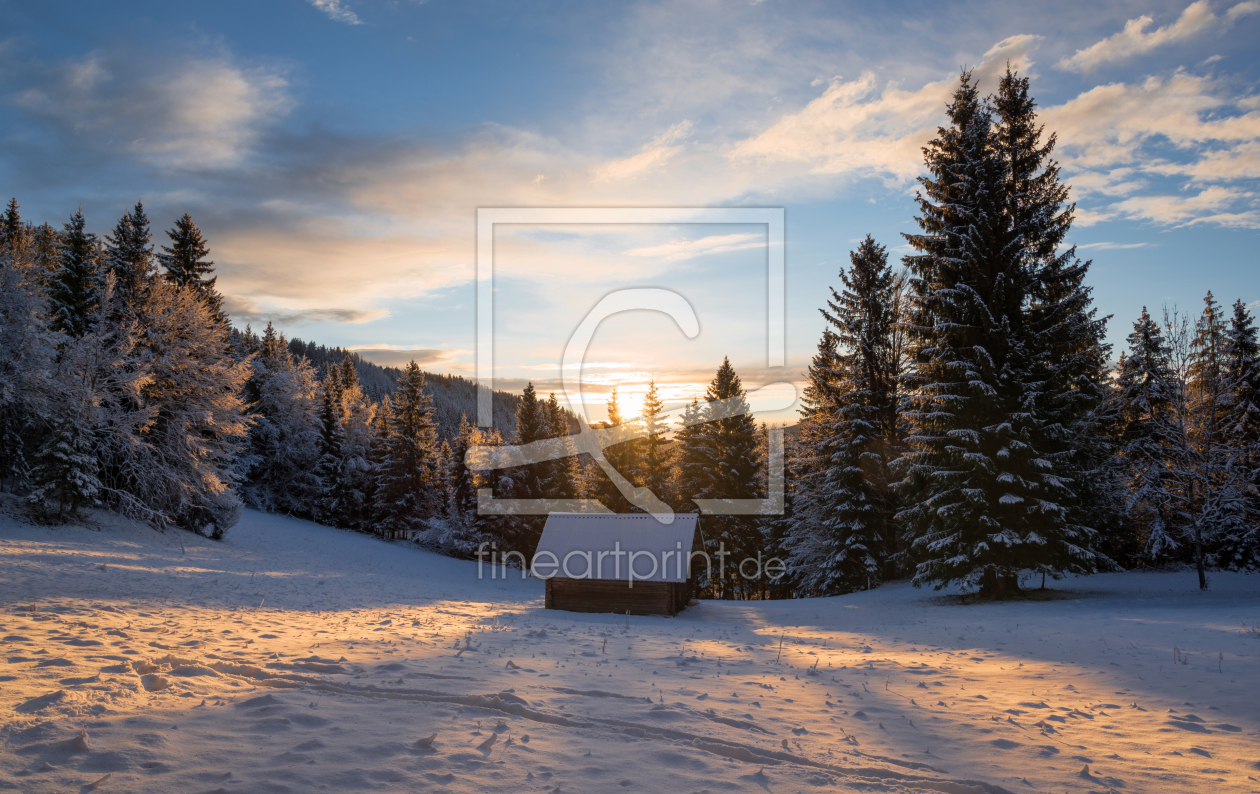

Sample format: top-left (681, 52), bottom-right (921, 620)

top-left (3, 0), bottom-right (1259, 423)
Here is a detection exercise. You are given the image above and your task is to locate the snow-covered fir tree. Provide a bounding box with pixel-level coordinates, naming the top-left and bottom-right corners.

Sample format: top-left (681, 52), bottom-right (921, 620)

top-left (1221, 299), bottom-right (1260, 566)
top-left (897, 70), bottom-right (1103, 598)
top-left (48, 208), bottom-right (101, 338)
top-left (787, 236), bottom-right (902, 595)
top-left (1115, 308), bottom-right (1180, 562)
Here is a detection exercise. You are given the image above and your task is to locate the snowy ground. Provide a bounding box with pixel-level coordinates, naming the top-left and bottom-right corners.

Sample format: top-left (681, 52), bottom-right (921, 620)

top-left (1, 502), bottom-right (1258, 794)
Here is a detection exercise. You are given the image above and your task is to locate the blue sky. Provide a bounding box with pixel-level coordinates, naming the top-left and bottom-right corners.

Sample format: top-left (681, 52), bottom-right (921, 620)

top-left (3, 0), bottom-right (1259, 421)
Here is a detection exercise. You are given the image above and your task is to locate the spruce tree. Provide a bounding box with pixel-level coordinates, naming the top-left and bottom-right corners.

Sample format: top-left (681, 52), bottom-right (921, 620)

top-left (898, 71), bottom-right (1102, 597)
top-left (1, 198), bottom-right (24, 252)
top-left (628, 379), bottom-right (673, 505)
top-left (27, 407), bottom-right (100, 522)
top-left (159, 213), bottom-right (224, 322)
top-left (29, 223), bottom-right (61, 283)
top-left (673, 397), bottom-right (708, 512)
top-left (313, 373), bottom-right (349, 526)
top-left (48, 208), bottom-right (101, 338)
top-left (787, 237), bottom-right (901, 594)
top-left (240, 323), bottom-right (322, 516)
top-left (694, 358), bottom-right (761, 598)
top-left (585, 387), bottom-right (635, 512)
top-left (996, 65), bottom-right (1116, 586)
top-left (1222, 299), bottom-right (1260, 566)
top-left (1115, 308), bottom-right (1181, 561)
top-left (373, 361), bottom-right (441, 540)
top-left (104, 201), bottom-right (155, 315)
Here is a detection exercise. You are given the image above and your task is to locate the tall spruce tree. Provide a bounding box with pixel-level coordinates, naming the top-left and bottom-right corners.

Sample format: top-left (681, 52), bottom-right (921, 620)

top-left (48, 208), bottom-right (101, 338)
top-left (373, 361), bottom-right (441, 540)
top-left (628, 379), bottom-right (673, 505)
top-left (996, 65), bottom-right (1116, 586)
top-left (313, 372), bottom-right (350, 526)
top-left (159, 213), bottom-right (224, 322)
top-left (1, 198), bottom-right (24, 252)
top-left (104, 201), bottom-right (155, 315)
top-left (1222, 299), bottom-right (1260, 566)
top-left (693, 358), bottom-right (761, 598)
top-left (898, 70), bottom-right (1103, 598)
top-left (1115, 309), bottom-right (1180, 561)
top-left (787, 237), bottom-right (901, 594)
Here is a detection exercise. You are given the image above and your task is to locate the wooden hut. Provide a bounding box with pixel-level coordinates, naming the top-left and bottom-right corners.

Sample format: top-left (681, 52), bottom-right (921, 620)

top-left (534, 513), bottom-right (703, 617)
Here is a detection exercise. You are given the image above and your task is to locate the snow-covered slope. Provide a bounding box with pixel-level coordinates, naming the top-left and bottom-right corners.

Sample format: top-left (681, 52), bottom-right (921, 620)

top-left (1, 504), bottom-right (1258, 793)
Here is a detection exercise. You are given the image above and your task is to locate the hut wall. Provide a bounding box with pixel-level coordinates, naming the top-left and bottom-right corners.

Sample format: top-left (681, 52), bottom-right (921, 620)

top-left (545, 578), bottom-right (689, 616)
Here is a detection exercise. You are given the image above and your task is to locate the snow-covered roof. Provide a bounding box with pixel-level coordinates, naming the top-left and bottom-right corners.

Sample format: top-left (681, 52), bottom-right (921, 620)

top-left (533, 513), bottom-right (701, 583)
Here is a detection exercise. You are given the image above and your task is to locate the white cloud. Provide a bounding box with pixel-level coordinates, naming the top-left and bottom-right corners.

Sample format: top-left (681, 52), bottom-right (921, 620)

top-left (16, 54), bottom-right (292, 170)
top-left (726, 34), bottom-right (1040, 183)
top-left (308, 0), bottom-right (362, 25)
top-left (1073, 241), bottom-right (1157, 250)
top-left (1043, 71), bottom-right (1260, 227)
top-left (593, 121), bottom-right (692, 183)
top-left (1110, 185), bottom-right (1253, 226)
top-left (1058, 1), bottom-right (1258, 72)
top-left (625, 232), bottom-right (763, 262)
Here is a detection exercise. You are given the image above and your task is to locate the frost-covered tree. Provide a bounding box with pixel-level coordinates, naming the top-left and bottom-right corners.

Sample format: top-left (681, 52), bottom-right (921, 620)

top-left (1221, 299), bottom-right (1260, 566)
top-left (0, 235), bottom-right (54, 491)
top-left (312, 372), bottom-right (350, 526)
top-left (1116, 302), bottom-right (1252, 587)
top-left (240, 323), bottom-right (321, 517)
top-left (31, 277), bottom-right (147, 523)
top-left (1115, 308), bottom-right (1180, 561)
top-left (107, 278), bottom-right (250, 536)
top-left (48, 208), bottom-right (101, 338)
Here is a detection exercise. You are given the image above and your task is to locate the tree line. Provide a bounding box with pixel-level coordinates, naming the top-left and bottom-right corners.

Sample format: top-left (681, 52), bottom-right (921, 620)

top-left (1, 67), bottom-right (1255, 598)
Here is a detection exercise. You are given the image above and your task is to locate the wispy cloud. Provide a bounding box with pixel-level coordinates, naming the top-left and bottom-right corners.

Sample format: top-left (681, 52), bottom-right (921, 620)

top-left (726, 35), bottom-right (1040, 183)
top-left (1042, 70), bottom-right (1260, 227)
top-left (625, 232), bottom-right (763, 262)
top-left (307, 0), bottom-right (362, 25)
top-left (15, 53), bottom-right (292, 170)
top-left (1058, 1), bottom-right (1258, 72)
top-left (593, 121), bottom-right (692, 183)
top-left (1074, 241), bottom-right (1157, 250)
top-left (222, 295), bottom-right (388, 326)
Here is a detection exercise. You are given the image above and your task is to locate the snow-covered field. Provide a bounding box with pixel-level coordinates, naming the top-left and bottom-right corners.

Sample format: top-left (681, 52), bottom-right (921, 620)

top-left (1, 503), bottom-right (1258, 794)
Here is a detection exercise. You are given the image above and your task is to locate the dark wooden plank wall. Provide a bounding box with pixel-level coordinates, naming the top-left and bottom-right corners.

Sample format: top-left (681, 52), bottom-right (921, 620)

top-left (546, 578), bottom-right (690, 616)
